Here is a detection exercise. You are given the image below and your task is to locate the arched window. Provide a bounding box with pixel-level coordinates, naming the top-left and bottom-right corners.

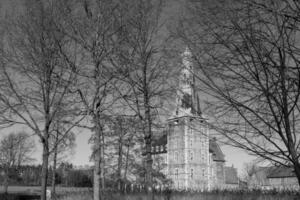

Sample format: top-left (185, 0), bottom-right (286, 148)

top-left (175, 168), bottom-right (179, 179)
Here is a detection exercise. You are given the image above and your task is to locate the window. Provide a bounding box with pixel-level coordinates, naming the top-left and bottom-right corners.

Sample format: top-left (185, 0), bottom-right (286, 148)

top-left (175, 151), bottom-right (178, 162)
top-left (201, 139), bottom-right (205, 147)
top-left (175, 168), bottom-right (179, 179)
top-left (190, 128), bottom-right (194, 137)
top-left (190, 168), bottom-right (194, 179)
top-left (202, 169), bottom-right (205, 177)
top-left (190, 139), bottom-right (193, 147)
top-left (201, 154), bottom-right (205, 162)
top-left (217, 165), bottom-right (221, 172)
top-left (190, 151), bottom-right (194, 161)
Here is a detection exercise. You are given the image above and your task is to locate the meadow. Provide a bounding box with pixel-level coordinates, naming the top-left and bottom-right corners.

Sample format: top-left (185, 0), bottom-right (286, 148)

top-left (1, 187), bottom-right (300, 200)
top-left (56, 189), bottom-right (300, 200)
top-left (0, 186), bottom-right (90, 200)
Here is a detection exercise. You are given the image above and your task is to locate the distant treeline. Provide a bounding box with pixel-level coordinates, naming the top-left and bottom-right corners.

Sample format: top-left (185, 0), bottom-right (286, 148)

top-left (0, 163), bottom-right (93, 187)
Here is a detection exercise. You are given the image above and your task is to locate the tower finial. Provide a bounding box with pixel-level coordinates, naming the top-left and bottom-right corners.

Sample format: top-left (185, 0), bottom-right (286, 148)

top-left (183, 47), bottom-right (192, 57)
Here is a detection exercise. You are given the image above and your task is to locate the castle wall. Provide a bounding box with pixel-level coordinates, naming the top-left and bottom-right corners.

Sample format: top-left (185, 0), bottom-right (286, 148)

top-left (215, 161), bottom-right (225, 186)
top-left (167, 116), bottom-right (210, 190)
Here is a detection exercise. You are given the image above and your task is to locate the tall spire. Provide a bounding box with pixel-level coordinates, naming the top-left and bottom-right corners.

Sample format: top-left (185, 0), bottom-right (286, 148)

top-left (175, 47), bottom-right (198, 117)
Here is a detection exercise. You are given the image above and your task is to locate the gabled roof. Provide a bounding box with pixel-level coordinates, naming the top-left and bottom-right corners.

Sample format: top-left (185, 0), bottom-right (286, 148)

top-left (225, 166), bottom-right (239, 184)
top-left (209, 138), bottom-right (225, 162)
top-left (267, 166), bottom-right (296, 178)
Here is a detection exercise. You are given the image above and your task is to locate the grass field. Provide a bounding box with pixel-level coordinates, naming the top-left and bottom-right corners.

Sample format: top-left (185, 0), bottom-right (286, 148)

top-left (1, 186), bottom-right (300, 200)
top-left (0, 186), bottom-right (91, 200)
top-left (57, 190), bottom-right (300, 200)
top-left (0, 185), bottom-right (90, 194)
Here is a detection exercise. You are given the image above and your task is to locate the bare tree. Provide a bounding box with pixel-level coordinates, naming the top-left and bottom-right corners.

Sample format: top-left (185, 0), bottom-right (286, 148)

top-left (0, 132), bottom-right (35, 194)
top-left (104, 115), bottom-right (141, 192)
top-left (0, 1), bottom-right (80, 199)
top-left (49, 117), bottom-right (76, 198)
top-left (111, 0), bottom-right (174, 194)
top-left (177, 0), bottom-right (300, 185)
top-left (55, 1), bottom-right (124, 199)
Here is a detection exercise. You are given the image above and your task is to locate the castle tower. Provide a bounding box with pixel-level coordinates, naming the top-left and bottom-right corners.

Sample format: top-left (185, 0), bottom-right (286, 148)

top-left (167, 48), bottom-right (210, 190)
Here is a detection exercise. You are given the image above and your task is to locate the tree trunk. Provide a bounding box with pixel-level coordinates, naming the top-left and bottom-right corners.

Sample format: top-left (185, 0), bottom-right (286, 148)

top-left (100, 132), bottom-right (105, 191)
top-left (117, 134), bottom-right (123, 191)
top-left (41, 142), bottom-right (49, 200)
top-left (51, 146), bottom-right (58, 199)
top-left (3, 165), bottom-right (9, 194)
top-left (94, 117), bottom-right (106, 200)
top-left (144, 97), bottom-right (153, 194)
top-left (293, 162), bottom-right (300, 187)
top-left (93, 132), bottom-right (101, 200)
top-left (124, 144), bottom-right (130, 180)
top-left (124, 143), bottom-right (130, 193)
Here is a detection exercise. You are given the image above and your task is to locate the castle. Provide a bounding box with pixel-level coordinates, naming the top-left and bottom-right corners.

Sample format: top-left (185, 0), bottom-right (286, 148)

top-left (151, 48), bottom-right (238, 190)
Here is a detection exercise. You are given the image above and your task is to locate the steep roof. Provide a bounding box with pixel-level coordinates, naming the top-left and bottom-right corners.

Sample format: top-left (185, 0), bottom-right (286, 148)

top-left (151, 134), bottom-right (226, 163)
top-left (225, 166), bottom-right (239, 184)
top-left (267, 166), bottom-right (296, 178)
top-left (152, 134), bottom-right (167, 147)
top-left (209, 138), bottom-right (225, 162)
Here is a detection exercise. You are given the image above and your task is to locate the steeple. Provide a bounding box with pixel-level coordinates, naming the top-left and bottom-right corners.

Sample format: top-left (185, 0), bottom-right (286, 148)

top-left (175, 47), bottom-right (201, 117)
